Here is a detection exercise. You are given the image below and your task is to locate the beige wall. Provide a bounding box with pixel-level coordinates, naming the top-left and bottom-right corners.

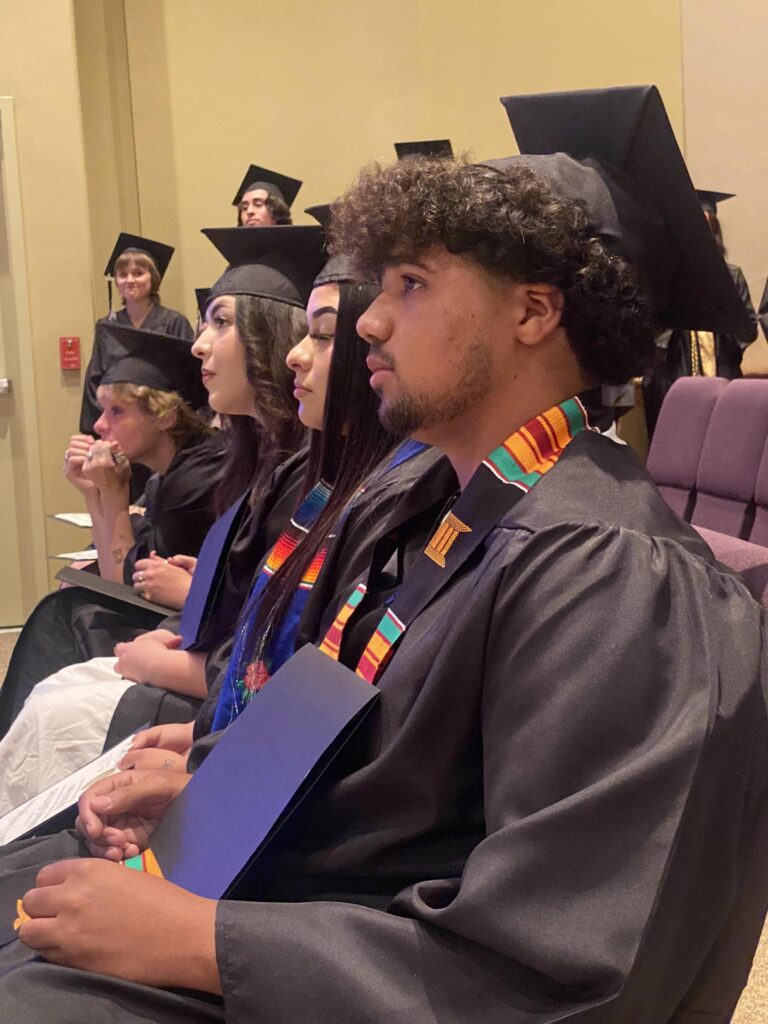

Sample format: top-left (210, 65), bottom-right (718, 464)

top-left (0, 0), bottom-right (99, 594)
top-left (121, 0), bottom-right (686, 323)
top-left (682, 0), bottom-right (768, 371)
top-left (1, 0), bottom-right (687, 591)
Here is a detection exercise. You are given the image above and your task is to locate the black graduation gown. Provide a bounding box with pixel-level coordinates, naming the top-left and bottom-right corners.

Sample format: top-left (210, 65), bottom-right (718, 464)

top-left (0, 432), bottom-right (225, 738)
top-left (79, 306), bottom-right (194, 435)
top-left (644, 264), bottom-right (758, 432)
top-left (103, 449), bottom-right (312, 746)
top-left (1, 435), bottom-right (765, 1023)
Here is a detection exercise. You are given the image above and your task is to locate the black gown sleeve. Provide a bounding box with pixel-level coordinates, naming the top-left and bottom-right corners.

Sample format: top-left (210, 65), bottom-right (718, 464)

top-left (215, 525), bottom-right (768, 1023)
top-left (122, 433), bottom-right (226, 582)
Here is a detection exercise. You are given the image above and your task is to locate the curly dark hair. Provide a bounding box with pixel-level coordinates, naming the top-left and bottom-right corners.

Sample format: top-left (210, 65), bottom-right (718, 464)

top-left (330, 159), bottom-right (654, 385)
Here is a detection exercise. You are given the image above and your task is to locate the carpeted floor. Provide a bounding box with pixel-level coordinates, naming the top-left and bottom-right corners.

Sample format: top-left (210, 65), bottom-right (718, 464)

top-left (0, 627), bottom-right (765, 1016)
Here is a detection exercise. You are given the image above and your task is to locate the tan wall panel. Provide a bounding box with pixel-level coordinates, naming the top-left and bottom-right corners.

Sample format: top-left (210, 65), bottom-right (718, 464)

top-left (682, 0), bottom-right (768, 372)
top-left (74, 0), bottom-right (141, 324)
top-left (123, 0), bottom-right (685, 324)
top-left (0, 0), bottom-right (98, 592)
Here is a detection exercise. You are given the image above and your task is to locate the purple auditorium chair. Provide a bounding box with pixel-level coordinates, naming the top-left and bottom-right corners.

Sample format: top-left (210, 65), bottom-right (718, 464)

top-left (694, 525), bottom-right (768, 606)
top-left (691, 379), bottom-right (768, 538)
top-left (750, 438), bottom-right (768, 546)
top-left (646, 377), bottom-right (727, 519)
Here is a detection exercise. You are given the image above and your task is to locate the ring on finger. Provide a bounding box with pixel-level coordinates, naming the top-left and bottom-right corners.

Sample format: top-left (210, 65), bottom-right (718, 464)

top-left (137, 570), bottom-right (145, 584)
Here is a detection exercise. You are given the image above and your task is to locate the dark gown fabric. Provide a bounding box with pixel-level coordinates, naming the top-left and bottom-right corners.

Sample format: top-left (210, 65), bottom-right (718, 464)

top-left (103, 450), bottom-right (311, 748)
top-left (644, 264), bottom-right (758, 432)
top-left (79, 306), bottom-right (194, 435)
top-left (758, 276), bottom-right (768, 344)
top-left (0, 432), bottom-right (225, 739)
top-left (1, 434), bottom-right (766, 1024)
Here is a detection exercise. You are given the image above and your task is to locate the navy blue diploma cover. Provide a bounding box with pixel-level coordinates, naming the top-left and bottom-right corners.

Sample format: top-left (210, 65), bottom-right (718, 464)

top-left (149, 644), bottom-right (380, 898)
top-left (178, 490), bottom-right (250, 649)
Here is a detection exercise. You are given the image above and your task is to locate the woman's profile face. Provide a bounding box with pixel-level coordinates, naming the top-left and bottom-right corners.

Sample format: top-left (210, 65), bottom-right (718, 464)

top-left (192, 295), bottom-right (256, 416)
top-left (238, 188), bottom-right (277, 227)
top-left (93, 386), bottom-right (163, 462)
top-left (286, 283), bottom-right (339, 430)
top-left (115, 258), bottom-right (153, 303)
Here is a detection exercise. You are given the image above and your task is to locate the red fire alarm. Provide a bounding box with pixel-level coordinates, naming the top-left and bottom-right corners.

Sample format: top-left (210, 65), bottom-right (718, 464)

top-left (59, 336), bottom-right (81, 370)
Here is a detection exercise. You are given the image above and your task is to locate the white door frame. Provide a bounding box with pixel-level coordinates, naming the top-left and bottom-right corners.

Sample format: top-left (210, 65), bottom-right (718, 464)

top-left (0, 96), bottom-right (50, 609)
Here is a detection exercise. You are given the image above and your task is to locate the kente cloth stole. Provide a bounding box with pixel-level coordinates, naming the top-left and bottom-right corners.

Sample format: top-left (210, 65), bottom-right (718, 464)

top-left (320, 397), bottom-right (592, 683)
top-left (212, 439), bottom-right (428, 730)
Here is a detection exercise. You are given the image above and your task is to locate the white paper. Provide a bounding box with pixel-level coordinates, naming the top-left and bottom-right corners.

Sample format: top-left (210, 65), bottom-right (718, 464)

top-left (0, 732), bottom-right (138, 846)
top-left (49, 550), bottom-right (97, 561)
top-left (51, 512), bottom-right (93, 528)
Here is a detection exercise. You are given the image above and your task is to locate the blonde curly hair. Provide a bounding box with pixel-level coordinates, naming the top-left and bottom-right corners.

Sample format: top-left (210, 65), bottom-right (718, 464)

top-left (97, 383), bottom-right (211, 446)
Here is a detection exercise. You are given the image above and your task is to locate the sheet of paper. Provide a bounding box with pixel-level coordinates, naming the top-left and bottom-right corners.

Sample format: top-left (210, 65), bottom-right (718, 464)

top-left (49, 550), bottom-right (97, 561)
top-left (50, 512), bottom-right (93, 528)
top-left (0, 732), bottom-right (138, 846)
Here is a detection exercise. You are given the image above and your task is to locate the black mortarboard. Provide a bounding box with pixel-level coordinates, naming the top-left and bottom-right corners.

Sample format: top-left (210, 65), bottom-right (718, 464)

top-left (203, 225), bottom-right (326, 307)
top-left (99, 323), bottom-right (207, 408)
top-left (231, 165), bottom-right (303, 208)
top-left (304, 204), bottom-right (359, 286)
top-left (195, 288), bottom-right (211, 324)
top-left (485, 85), bottom-right (753, 339)
top-left (103, 233), bottom-right (174, 279)
top-left (395, 139), bottom-right (454, 160)
top-left (696, 189), bottom-right (735, 214)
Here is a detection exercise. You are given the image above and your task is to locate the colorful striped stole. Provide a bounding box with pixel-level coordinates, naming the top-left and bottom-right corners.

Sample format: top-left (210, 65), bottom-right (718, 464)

top-left (212, 479), bottom-right (332, 730)
top-left (320, 397), bottom-right (590, 683)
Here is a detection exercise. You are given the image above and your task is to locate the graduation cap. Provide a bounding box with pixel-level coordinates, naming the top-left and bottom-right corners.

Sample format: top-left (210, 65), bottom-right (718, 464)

top-left (104, 233), bottom-right (174, 280)
top-left (203, 224), bottom-right (326, 308)
top-left (696, 189), bottom-right (735, 215)
top-left (232, 165), bottom-right (303, 209)
top-left (395, 139), bottom-right (454, 160)
top-left (99, 323), bottom-right (207, 409)
top-left (483, 85), bottom-right (753, 340)
top-left (304, 204), bottom-right (360, 286)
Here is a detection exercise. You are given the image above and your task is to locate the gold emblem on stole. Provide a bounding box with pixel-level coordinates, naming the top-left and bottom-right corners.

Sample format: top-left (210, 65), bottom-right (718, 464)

top-left (425, 512), bottom-right (472, 568)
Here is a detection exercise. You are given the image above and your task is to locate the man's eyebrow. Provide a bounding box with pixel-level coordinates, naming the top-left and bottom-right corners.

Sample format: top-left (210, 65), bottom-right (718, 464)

top-left (310, 306), bottom-right (338, 318)
top-left (382, 256), bottom-right (434, 273)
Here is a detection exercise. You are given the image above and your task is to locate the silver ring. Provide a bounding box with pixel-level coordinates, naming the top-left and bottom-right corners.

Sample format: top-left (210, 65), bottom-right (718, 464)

top-left (64, 451), bottom-right (70, 463)
top-left (86, 450), bottom-right (95, 461)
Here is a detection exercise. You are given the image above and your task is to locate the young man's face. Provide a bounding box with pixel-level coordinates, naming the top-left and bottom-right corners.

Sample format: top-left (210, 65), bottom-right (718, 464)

top-left (356, 247), bottom-right (514, 442)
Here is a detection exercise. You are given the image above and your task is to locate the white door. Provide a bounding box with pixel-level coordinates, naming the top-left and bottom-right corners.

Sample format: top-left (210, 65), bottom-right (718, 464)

top-left (0, 97), bottom-right (48, 625)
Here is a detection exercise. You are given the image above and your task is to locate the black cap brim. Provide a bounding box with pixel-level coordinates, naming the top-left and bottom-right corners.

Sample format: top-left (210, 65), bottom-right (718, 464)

top-left (232, 164), bottom-right (302, 208)
top-left (203, 225), bottom-right (326, 307)
top-left (696, 189), bottom-right (735, 214)
top-left (495, 86), bottom-right (753, 340)
top-left (395, 140), bottom-right (454, 160)
top-left (99, 323), bottom-right (207, 409)
top-left (104, 233), bottom-right (174, 279)
top-left (195, 288), bottom-right (211, 323)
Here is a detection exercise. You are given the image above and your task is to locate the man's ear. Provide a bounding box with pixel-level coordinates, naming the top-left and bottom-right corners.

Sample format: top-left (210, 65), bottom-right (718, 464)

top-left (516, 284), bottom-right (564, 347)
top-left (157, 408), bottom-right (179, 434)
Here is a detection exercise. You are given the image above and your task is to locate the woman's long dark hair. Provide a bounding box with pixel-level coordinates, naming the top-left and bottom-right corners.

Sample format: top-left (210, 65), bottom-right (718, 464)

top-left (214, 294), bottom-right (307, 513)
top-left (248, 280), bottom-right (396, 642)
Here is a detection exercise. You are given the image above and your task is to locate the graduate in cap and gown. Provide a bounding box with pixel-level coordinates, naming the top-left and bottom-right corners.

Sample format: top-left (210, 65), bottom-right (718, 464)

top-left (0, 327), bottom-right (226, 749)
top-left (0, 225), bottom-right (319, 784)
top-left (80, 234), bottom-right (194, 435)
top-left (232, 164), bottom-right (302, 227)
top-left (0, 87), bottom-right (766, 1024)
top-left (643, 189), bottom-right (758, 432)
